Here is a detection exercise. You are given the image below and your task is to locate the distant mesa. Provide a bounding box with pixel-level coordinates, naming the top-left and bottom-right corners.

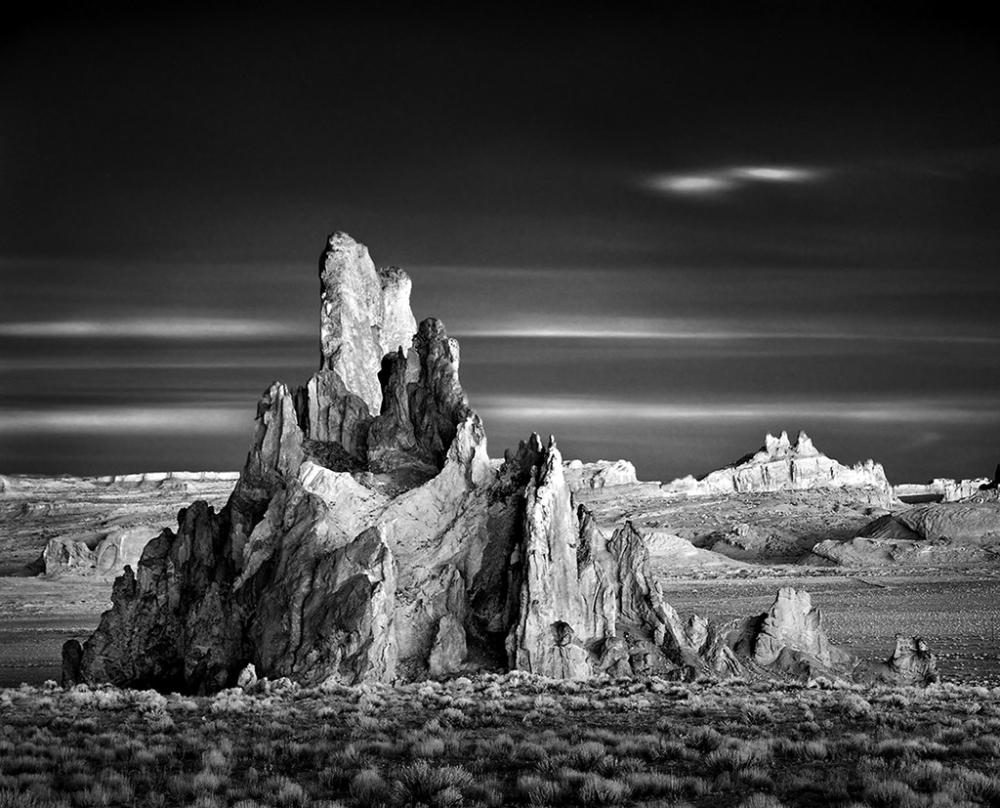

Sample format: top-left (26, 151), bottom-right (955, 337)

top-left (65, 231), bottom-right (933, 693)
top-left (662, 430), bottom-right (894, 505)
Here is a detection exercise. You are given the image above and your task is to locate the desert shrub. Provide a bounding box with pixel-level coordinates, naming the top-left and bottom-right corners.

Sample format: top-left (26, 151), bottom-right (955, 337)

top-left (350, 768), bottom-right (390, 807)
top-left (595, 755), bottom-right (642, 778)
top-left (568, 741), bottom-right (606, 769)
top-left (626, 771), bottom-right (684, 799)
top-left (517, 774), bottom-right (563, 806)
top-left (267, 777), bottom-right (308, 808)
top-left (741, 703), bottom-right (773, 725)
top-left (411, 738), bottom-right (446, 758)
top-left (686, 727), bottom-right (722, 753)
top-left (390, 762), bottom-right (472, 808)
top-left (864, 776), bottom-right (923, 808)
top-left (842, 693), bottom-right (875, 720)
top-left (576, 773), bottom-right (631, 806)
top-left (737, 795), bottom-right (787, 808)
top-left (465, 778), bottom-right (505, 808)
top-left (706, 745), bottom-right (759, 774)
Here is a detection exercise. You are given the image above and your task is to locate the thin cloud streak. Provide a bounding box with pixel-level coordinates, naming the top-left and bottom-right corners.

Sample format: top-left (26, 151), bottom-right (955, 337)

top-left (647, 164), bottom-right (823, 196)
top-left (0, 406), bottom-right (250, 434)
top-left (452, 316), bottom-right (1000, 344)
top-left (0, 317), bottom-right (312, 340)
top-left (477, 395), bottom-right (999, 425)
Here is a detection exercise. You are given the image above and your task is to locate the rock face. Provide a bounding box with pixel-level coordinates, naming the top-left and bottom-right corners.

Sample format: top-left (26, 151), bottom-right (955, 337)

top-left (663, 431), bottom-right (894, 504)
top-left (75, 231), bottom-right (925, 692)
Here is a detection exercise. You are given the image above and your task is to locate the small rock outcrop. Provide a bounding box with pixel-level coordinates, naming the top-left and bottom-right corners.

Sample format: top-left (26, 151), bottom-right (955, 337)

top-left (663, 431), bottom-right (894, 504)
top-left (868, 636), bottom-right (939, 686)
top-left (729, 587), bottom-right (856, 679)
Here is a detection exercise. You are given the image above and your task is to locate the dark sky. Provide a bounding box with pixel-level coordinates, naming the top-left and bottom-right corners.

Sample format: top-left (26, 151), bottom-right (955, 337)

top-left (2, 5), bottom-right (999, 484)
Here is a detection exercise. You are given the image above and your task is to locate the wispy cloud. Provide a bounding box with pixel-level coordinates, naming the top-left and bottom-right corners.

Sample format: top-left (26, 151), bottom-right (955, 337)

top-left (0, 405), bottom-right (250, 434)
top-left (477, 395), bottom-right (999, 425)
top-left (452, 315), bottom-right (999, 345)
top-left (646, 165), bottom-right (823, 196)
top-left (0, 316), bottom-right (312, 340)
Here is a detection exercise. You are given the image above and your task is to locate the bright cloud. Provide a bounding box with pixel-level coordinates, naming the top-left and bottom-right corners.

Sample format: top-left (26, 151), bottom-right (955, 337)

top-left (647, 164), bottom-right (823, 196)
top-left (0, 405), bottom-right (249, 434)
top-left (476, 395), bottom-right (998, 425)
top-left (0, 316), bottom-right (311, 340)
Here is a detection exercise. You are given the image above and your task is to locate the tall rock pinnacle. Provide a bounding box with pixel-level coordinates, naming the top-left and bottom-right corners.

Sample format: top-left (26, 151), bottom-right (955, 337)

top-left (318, 232), bottom-right (416, 413)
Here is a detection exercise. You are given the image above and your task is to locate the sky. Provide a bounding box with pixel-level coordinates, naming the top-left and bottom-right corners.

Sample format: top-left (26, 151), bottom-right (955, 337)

top-left (1, 4), bottom-right (999, 484)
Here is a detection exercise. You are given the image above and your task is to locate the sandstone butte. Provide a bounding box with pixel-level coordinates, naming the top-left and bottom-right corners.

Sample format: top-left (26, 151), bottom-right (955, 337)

top-left (64, 232), bottom-right (935, 693)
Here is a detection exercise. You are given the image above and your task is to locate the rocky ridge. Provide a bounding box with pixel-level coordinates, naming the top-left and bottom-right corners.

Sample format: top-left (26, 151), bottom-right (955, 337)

top-left (663, 430), bottom-right (895, 505)
top-left (70, 232), bottom-right (930, 692)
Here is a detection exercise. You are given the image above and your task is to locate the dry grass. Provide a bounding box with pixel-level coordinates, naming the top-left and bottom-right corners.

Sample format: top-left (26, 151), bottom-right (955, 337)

top-left (0, 676), bottom-right (999, 807)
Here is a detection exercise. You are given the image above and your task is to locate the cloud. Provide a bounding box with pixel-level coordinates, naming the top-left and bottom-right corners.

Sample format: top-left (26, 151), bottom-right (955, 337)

top-left (0, 405), bottom-right (250, 434)
top-left (451, 315), bottom-right (999, 345)
top-left (647, 165), bottom-right (823, 196)
top-left (0, 316), bottom-right (312, 340)
top-left (476, 395), bottom-right (999, 426)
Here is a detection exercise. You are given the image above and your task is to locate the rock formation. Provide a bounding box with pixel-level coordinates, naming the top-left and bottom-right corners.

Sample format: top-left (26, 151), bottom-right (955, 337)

top-left (805, 499), bottom-right (1000, 567)
top-left (894, 478), bottom-right (991, 503)
top-left (42, 526), bottom-right (161, 578)
top-left (728, 587), bottom-right (857, 680)
top-left (71, 231), bottom-right (931, 692)
top-left (867, 636), bottom-right (939, 686)
top-left (564, 459), bottom-right (639, 491)
top-left (663, 431), bottom-right (894, 504)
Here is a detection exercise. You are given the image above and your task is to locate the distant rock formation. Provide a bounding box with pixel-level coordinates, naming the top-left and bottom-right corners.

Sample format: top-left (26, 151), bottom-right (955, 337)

top-left (70, 231), bottom-right (932, 692)
top-left (663, 430), bottom-right (894, 504)
top-left (95, 471), bottom-right (240, 487)
top-left (42, 526), bottom-right (161, 578)
top-left (806, 499), bottom-right (1000, 567)
top-left (894, 478), bottom-right (991, 502)
top-left (564, 459), bottom-right (639, 491)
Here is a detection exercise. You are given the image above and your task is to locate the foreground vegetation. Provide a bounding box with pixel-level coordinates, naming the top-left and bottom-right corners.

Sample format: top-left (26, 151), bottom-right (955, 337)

top-left (2, 673), bottom-right (999, 808)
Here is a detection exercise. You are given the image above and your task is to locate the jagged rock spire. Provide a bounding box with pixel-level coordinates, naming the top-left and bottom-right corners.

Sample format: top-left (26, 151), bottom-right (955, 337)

top-left (318, 232), bottom-right (416, 413)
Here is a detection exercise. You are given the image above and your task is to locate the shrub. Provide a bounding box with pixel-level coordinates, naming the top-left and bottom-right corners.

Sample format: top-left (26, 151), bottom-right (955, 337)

top-left (350, 768), bottom-right (390, 806)
top-left (576, 773), bottom-right (631, 806)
